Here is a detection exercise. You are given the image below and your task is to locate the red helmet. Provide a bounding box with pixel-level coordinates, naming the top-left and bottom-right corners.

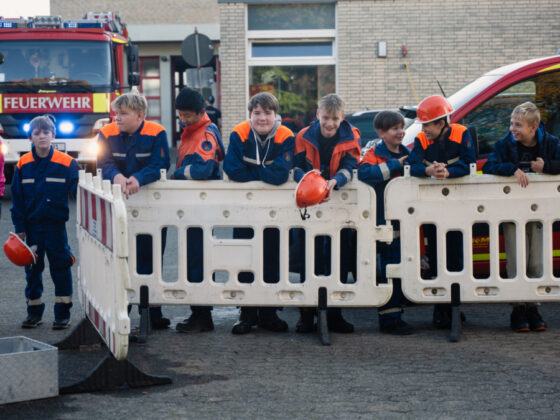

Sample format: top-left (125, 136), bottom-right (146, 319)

top-left (4, 233), bottom-right (37, 266)
top-left (416, 95), bottom-right (453, 124)
top-left (296, 171), bottom-right (328, 208)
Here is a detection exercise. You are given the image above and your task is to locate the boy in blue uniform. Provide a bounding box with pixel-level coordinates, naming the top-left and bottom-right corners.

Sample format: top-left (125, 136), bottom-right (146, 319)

top-left (293, 93), bottom-right (361, 334)
top-left (97, 92), bottom-right (171, 329)
top-left (483, 101), bottom-right (560, 332)
top-left (358, 111), bottom-right (412, 335)
top-left (11, 115), bottom-right (80, 329)
top-left (172, 87), bottom-right (225, 333)
top-left (408, 95), bottom-right (476, 328)
top-left (224, 92), bottom-right (294, 334)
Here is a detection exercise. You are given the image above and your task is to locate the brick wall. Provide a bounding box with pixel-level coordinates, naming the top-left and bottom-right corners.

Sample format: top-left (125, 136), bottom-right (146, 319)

top-left (219, 2), bottom-right (247, 138)
top-left (51, 0), bottom-right (219, 24)
top-left (337, 0), bottom-right (560, 112)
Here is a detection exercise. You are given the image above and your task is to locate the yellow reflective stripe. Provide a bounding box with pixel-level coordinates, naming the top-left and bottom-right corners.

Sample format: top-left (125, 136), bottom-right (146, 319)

top-left (473, 250), bottom-right (560, 261)
top-left (55, 296), bottom-right (72, 303)
top-left (0, 94), bottom-right (2, 113)
top-left (538, 63), bottom-right (560, 73)
top-left (93, 93), bottom-right (110, 113)
top-left (472, 253), bottom-right (507, 262)
top-left (112, 38), bottom-right (127, 44)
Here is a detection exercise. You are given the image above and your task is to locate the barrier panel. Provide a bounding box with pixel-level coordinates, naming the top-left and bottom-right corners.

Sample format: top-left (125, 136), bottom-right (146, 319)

top-left (77, 171), bottom-right (130, 360)
top-left (123, 170), bottom-right (393, 308)
top-left (385, 164), bottom-right (560, 304)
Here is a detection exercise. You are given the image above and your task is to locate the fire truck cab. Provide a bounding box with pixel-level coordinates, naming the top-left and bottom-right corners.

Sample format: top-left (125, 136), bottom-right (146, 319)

top-left (0, 12), bottom-right (140, 181)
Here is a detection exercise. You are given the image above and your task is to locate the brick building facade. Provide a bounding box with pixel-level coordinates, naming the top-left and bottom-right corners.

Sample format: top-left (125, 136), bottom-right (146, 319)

top-left (49, 0), bottom-right (560, 143)
top-left (220, 0), bottom-right (560, 137)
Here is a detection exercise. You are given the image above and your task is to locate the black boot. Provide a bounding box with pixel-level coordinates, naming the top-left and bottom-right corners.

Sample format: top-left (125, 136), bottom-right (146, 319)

top-left (327, 308), bottom-right (354, 333)
top-left (296, 308), bottom-right (317, 333)
top-left (176, 308), bottom-right (214, 333)
top-left (232, 307), bottom-right (258, 335)
top-left (258, 308), bottom-right (288, 332)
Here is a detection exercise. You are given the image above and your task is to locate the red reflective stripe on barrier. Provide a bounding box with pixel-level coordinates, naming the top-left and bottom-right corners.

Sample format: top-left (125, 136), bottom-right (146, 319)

top-left (82, 189), bottom-right (89, 231)
top-left (94, 307), bottom-right (100, 330)
top-left (100, 198), bottom-right (107, 246)
top-left (108, 202), bottom-right (113, 250)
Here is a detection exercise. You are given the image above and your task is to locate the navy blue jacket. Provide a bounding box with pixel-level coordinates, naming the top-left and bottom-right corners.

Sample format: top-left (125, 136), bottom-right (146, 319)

top-left (482, 124), bottom-right (560, 175)
top-left (97, 120), bottom-right (171, 184)
top-left (294, 119), bottom-right (361, 187)
top-left (11, 146), bottom-right (80, 233)
top-left (358, 141), bottom-right (410, 224)
top-left (409, 123), bottom-right (476, 178)
top-left (224, 120), bottom-right (294, 185)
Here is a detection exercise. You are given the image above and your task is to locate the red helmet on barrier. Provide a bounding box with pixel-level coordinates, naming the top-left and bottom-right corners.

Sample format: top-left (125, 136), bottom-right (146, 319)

top-left (296, 171), bottom-right (328, 208)
top-left (416, 95), bottom-right (454, 124)
top-left (4, 232), bottom-right (37, 266)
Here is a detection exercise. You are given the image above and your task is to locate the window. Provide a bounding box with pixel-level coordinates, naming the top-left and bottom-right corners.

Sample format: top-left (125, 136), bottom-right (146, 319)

top-left (460, 71), bottom-right (560, 157)
top-left (252, 42), bottom-right (333, 58)
top-left (247, 3), bottom-right (337, 132)
top-left (248, 4), bottom-right (335, 31)
top-left (249, 65), bottom-right (335, 130)
top-left (139, 57), bottom-right (161, 124)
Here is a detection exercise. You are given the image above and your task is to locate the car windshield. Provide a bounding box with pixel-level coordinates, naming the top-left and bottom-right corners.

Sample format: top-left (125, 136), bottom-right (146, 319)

top-left (403, 73), bottom-right (502, 145)
top-left (0, 40), bottom-right (112, 92)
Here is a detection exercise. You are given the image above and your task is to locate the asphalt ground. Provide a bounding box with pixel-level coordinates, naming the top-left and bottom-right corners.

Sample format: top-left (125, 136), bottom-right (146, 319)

top-left (1, 191), bottom-right (560, 419)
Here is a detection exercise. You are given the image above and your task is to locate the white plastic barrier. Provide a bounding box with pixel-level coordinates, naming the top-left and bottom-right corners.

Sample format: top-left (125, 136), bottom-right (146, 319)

top-left (123, 171), bottom-right (393, 308)
top-left (77, 171), bottom-right (130, 360)
top-left (385, 165), bottom-right (560, 303)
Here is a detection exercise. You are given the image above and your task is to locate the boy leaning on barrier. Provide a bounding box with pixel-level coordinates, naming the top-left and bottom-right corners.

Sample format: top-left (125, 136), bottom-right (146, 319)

top-left (293, 93), bottom-right (361, 334)
top-left (223, 91), bottom-right (294, 335)
top-left (483, 101), bottom-right (560, 332)
top-left (172, 87), bottom-right (225, 334)
top-left (97, 91), bottom-right (171, 330)
top-left (358, 110), bottom-right (413, 335)
top-left (11, 115), bottom-right (80, 329)
top-left (408, 95), bottom-right (476, 329)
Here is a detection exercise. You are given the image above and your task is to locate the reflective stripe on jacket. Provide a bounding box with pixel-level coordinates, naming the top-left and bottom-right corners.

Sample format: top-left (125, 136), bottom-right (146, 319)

top-left (224, 120), bottom-right (294, 185)
top-left (97, 120), bottom-right (170, 185)
top-left (11, 146), bottom-right (79, 232)
top-left (358, 141), bottom-right (409, 224)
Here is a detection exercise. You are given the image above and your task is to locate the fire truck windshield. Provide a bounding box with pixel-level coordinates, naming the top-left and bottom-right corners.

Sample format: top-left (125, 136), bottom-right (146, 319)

top-left (0, 40), bottom-right (112, 91)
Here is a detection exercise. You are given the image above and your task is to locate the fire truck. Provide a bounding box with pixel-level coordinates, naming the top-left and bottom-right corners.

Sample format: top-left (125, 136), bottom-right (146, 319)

top-left (0, 12), bottom-right (140, 182)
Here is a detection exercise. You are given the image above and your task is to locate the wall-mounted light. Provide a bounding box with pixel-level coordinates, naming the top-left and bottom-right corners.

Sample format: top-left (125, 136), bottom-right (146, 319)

top-left (377, 41), bottom-right (387, 58)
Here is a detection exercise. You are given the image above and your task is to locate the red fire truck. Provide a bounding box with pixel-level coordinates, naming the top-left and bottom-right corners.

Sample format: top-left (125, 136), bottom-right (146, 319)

top-left (0, 12), bottom-right (140, 181)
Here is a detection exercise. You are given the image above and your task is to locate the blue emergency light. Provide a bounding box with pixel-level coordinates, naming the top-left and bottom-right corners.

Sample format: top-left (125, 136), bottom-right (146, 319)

top-left (58, 121), bottom-right (75, 135)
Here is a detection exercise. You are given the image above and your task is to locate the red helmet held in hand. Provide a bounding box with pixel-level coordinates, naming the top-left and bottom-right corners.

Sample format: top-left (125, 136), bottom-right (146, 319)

top-left (416, 95), bottom-right (454, 124)
top-left (296, 171), bottom-right (328, 208)
top-left (4, 233), bottom-right (37, 266)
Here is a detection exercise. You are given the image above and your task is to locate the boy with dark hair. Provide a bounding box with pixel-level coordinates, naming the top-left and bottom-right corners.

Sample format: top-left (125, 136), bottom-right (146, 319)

top-left (358, 110), bottom-right (412, 335)
top-left (293, 93), bottom-right (361, 334)
top-left (173, 87), bottom-right (225, 333)
top-left (483, 101), bottom-right (560, 332)
top-left (97, 91), bottom-right (171, 330)
top-left (11, 115), bottom-right (80, 329)
top-left (224, 92), bottom-right (295, 334)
